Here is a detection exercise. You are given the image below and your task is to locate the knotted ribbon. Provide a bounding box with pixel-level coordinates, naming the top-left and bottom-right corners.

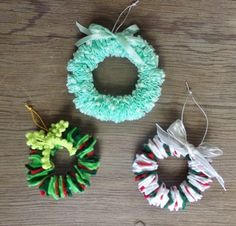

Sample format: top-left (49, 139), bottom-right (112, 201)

top-left (75, 22), bottom-right (145, 65)
top-left (156, 119), bottom-right (226, 190)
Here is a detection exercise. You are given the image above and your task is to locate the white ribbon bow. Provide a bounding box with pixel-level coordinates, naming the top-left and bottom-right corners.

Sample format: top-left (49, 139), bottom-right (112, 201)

top-left (156, 119), bottom-right (226, 190)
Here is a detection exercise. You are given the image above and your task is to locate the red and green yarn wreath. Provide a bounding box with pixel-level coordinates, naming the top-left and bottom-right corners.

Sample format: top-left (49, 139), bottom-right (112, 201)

top-left (25, 120), bottom-right (100, 200)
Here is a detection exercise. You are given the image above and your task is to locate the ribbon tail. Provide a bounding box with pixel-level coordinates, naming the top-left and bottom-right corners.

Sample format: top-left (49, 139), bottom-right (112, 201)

top-left (76, 21), bottom-right (91, 35)
top-left (197, 143), bottom-right (223, 160)
top-left (194, 152), bottom-right (226, 190)
top-left (122, 24), bottom-right (140, 35)
top-left (216, 174), bottom-right (226, 191)
top-left (116, 36), bottom-right (144, 65)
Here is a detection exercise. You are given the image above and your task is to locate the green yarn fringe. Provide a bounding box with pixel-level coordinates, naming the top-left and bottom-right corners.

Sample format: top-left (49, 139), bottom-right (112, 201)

top-left (25, 121), bottom-right (100, 200)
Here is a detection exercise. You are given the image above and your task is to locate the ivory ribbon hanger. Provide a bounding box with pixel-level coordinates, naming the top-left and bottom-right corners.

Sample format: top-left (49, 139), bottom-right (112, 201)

top-left (155, 82), bottom-right (226, 190)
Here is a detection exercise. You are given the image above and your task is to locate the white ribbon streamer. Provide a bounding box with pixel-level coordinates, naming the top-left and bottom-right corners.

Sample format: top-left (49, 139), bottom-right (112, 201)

top-left (156, 119), bottom-right (226, 190)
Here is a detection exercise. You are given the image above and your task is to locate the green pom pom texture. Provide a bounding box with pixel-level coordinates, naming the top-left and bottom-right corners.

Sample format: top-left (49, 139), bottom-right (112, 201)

top-left (25, 120), bottom-right (100, 200)
top-left (67, 23), bottom-right (165, 123)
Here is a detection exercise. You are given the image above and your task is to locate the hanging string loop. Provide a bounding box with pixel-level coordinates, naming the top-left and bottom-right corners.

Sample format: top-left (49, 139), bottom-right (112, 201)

top-left (25, 103), bottom-right (48, 132)
top-left (181, 81), bottom-right (209, 145)
top-left (112, 0), bottom-right (140, 33)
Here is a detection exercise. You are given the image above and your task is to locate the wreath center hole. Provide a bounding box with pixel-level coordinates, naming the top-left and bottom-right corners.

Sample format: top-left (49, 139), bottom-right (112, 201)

top-left (51, 148), bottom-right (77, 176)
top-left (93, 57), bottom-right (138, 96)
top-left (158, 157), bottom-right (188, 188)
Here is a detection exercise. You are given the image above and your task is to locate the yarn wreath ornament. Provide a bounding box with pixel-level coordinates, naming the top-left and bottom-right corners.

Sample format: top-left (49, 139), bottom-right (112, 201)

top-left (25, 119), bottom-right (100, 200)
top-left (132, 119), bottom-right (225, 211)
top-left (67, 2), bottom-right (165, 123)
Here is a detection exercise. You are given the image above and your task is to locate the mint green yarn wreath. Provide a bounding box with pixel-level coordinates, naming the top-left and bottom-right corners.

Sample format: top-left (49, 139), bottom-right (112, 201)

top-left (67, 23), bottom-right (165, 123)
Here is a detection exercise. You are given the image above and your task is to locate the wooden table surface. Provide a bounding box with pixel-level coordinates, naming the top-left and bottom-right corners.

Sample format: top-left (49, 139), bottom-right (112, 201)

top-left (1, 0), bottom-right (236, 225)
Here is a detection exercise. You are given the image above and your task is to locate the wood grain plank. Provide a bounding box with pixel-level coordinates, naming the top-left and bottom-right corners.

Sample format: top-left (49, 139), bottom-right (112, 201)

top-left (0, 0), bottom-right (236, 225)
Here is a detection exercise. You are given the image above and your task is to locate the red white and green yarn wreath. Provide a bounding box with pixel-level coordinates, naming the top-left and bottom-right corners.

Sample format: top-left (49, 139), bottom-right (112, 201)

top-left (132, 119), bottom-right (225, 211)
top-left (25, 120), bottom-right (100, 200)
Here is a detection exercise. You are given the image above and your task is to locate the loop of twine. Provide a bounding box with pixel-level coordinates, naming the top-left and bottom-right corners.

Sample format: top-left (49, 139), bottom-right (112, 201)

top-left (181, 81), bottom-right (209, 145)
top-left (112, 0), bottom-right (140, 33)
top-left (25, 103), bottom-right (48, 132)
